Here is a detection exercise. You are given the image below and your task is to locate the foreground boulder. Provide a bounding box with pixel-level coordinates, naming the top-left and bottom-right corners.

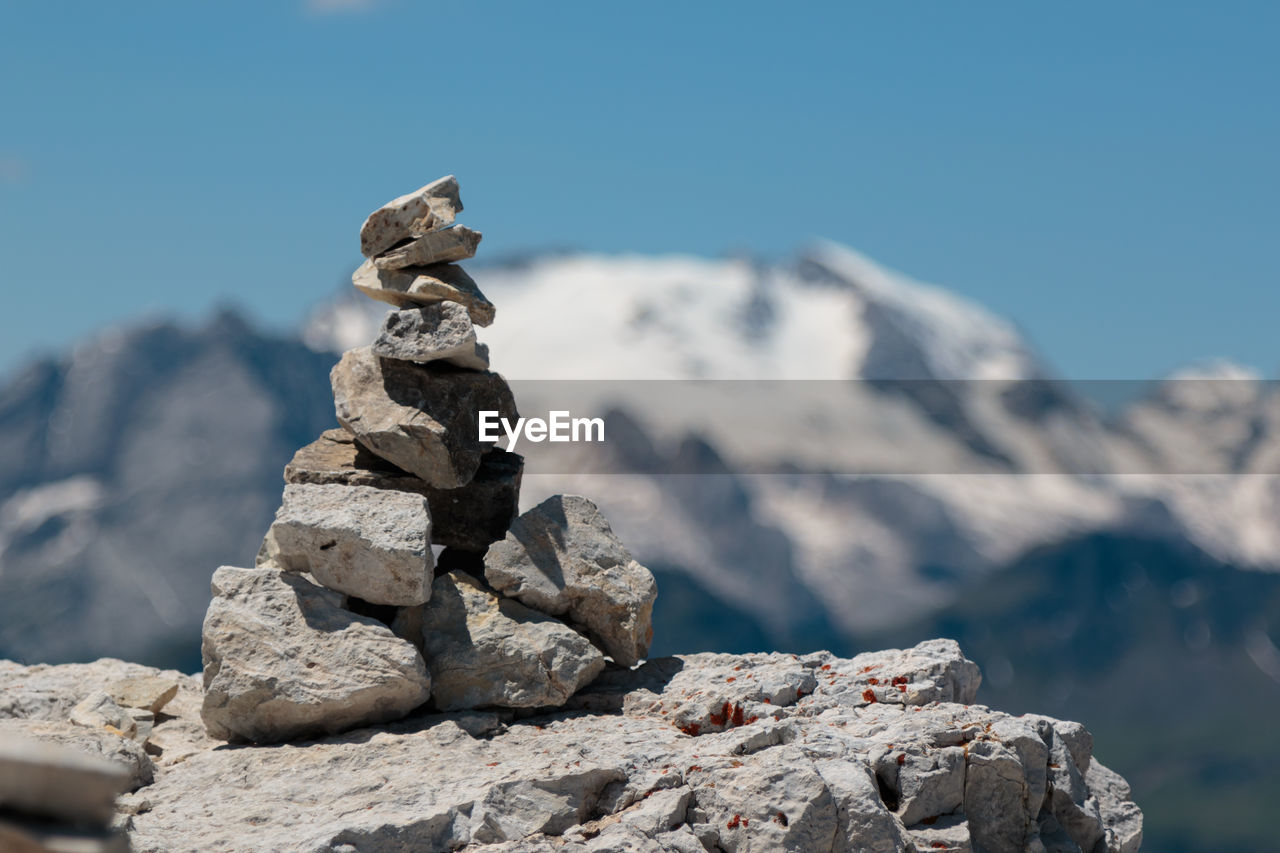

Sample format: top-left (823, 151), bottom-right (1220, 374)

top-left (404, 571), bottom-right (605, 711)
top-left (283, 430), bottom-right (522, 552)
top-left (485, 495), bottom-right (658, 666)
top-left (200, 567), bottom-right (431, 743)
top-left (257, 482), bottom-right (434, 606)
top-left (331, 347), bottom-right (515, 487)
top-left (0, 641), bottom-right (1138, 852)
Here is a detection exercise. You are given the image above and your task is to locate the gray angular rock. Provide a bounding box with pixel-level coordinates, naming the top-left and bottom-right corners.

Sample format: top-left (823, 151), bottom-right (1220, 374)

top-left (374, 225), bottom-right (483, 270)
top-left (352, 260), bottom-right (496, 326)
top-left (284, 429), bottom-right (522, 552)
top-left (69, 692), bottom-right (137, 740)
top-left (331, 347), bottom-right (516, 488)
top-left (372, 301), bottom-right (488, 369)
top-left (0, 718), bottom-right (153, 793)
top-left (360, 175), bottom-right (462, 258)
top-left (0, 727), bottom-right (132, 824)
top-left (485, 495), bottom-right (657, 667)
top-left (408, 571), bottom-right (605, 711)
top-left (199, 567), bottom-right (431, 743)
top-left (257, 482), bottom-right (433, 606)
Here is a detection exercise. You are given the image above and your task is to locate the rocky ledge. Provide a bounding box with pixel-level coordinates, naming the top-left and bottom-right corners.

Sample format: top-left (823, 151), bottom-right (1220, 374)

top-left (0, 640), bottom-right (1141, 853)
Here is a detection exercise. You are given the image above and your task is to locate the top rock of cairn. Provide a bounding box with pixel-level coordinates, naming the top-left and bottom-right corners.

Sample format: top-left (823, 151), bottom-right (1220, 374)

top-left (198, 176), bottom-right (658, 744)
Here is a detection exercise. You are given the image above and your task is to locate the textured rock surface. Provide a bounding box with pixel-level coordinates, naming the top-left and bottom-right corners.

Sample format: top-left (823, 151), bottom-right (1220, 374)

top-left (486, 495), bottom-right (658, 667)
top-left (69, 691), bottom-right (138, 740)
top-left (284, 429), bottom-right (523, 551)
top-left (407, 571), bottom-right (605, 712)
top-left (359, 175), bottom-right (462, 258)
top-left (0, 640), bottom-right (1134, 852)
top-left (200, 567), bottom-right (430, 743)
top-left (372, 302), bottom-right (489, 369)
top-left (0, 726), bottom-right (132, 823)
top-left (331, 347), bottom-right (516, 487)
top-left (373, 225), bottom-right (483, 270)
top-left (352, 261), bottom-right (496, 326)
top-left (257, 482), bottom-right (433, 606)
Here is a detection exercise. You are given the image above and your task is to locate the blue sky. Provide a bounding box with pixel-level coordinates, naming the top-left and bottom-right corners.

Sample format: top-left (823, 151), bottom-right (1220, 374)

top-left (0, 1), bottom-right (1276, 378)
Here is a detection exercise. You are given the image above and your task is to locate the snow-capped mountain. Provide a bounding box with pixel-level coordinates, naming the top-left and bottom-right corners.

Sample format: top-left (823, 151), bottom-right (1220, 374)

top-left (304, 245), bottom-right (1280, 638)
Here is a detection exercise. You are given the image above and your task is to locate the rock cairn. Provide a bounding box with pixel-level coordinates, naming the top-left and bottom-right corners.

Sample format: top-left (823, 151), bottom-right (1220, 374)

top-left (199, 176), bottom-right (658, 744)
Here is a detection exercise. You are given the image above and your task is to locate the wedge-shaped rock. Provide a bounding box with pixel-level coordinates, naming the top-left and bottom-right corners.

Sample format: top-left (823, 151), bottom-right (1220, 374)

top-left (258, 483), bottom-right (433, 606)
top-left (406, 571), bottom-right (604, 711)
top-left (359, 175), bottom-right (462, 258)
top-left (284, 430), bottom-right (522, 552)
top-left (200, 567), bottom-right (430, 743)
top-left (108, 675), bottom-right (180, 715)
top-left (372, 302), bottom-right (489, 370)
top-left (374, 225), bottom-right (482, 270)
top-left (352, 261), bottom-right (495, 327)
top-left (0, 731), bottom-right (131, 824)
top-left (331, 347), bottom-right (516, 488)
top-left (485, 495), bottom-right (657, 667)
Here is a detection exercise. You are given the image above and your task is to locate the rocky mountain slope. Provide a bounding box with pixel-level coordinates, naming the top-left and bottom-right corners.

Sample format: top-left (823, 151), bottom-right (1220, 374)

top-left (1, 641), bottom-right (1142, 852)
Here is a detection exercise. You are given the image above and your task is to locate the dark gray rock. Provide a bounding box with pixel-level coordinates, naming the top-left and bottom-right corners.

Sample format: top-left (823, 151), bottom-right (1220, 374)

top-left (331, 347), bottom-right (516, 488)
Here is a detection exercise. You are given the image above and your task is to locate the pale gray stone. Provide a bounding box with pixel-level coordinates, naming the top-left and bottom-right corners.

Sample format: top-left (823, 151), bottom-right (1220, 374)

top-left (412, 571), bottom-right (605, 711)
top-left (107, 677), bottom-right (179, 715)
top-left (331, 346), bottom-right (516, 487)
top-left (69, 692), bottom-right (137, 740)
top-left (373, 225), bottom-right (483, 270)
top-left (200, 567), bottom-right (430, 744)
top-left (0, 727), bottom-right (132, 824)
top-left (485, 495), bottom-right (657, 667)
top-left (1087, 760), bottom-right (1143, 853)
top-left (257, 483), bottom-right (433, 606)
top-left (359, 175), bottom-right (462, 258)
top-left (351, 260), bottom-right (496, 326)
top-left (284, 429), bottom-right (522, 552)
top-left (372, 302), bottom-right (489, 369)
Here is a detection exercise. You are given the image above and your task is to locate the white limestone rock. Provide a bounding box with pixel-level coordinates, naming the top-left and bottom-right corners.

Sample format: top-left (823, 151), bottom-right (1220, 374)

top-left (409, 571), bottom-right (605, 711)
top-left (371, 302), bottom-right (489, 370)
top-left (373, 225), bottom-right (482, 270)
top-left (359, 175), bottom-right (462, 258)
top-left (257, 482), bottom-right (433, 606)
top-left (199, 567), bottom-right (430, 744)
top-left (330, 346), bottom-right (515, 487)
top-left (485, 495), bottom-right (657, 667)
top-left (351, 260), bottom-right (496, 327)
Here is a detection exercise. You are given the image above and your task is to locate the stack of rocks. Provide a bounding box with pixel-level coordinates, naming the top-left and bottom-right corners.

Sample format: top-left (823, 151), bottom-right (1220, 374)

top-left (199, 176), bottom-right (658, 744)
